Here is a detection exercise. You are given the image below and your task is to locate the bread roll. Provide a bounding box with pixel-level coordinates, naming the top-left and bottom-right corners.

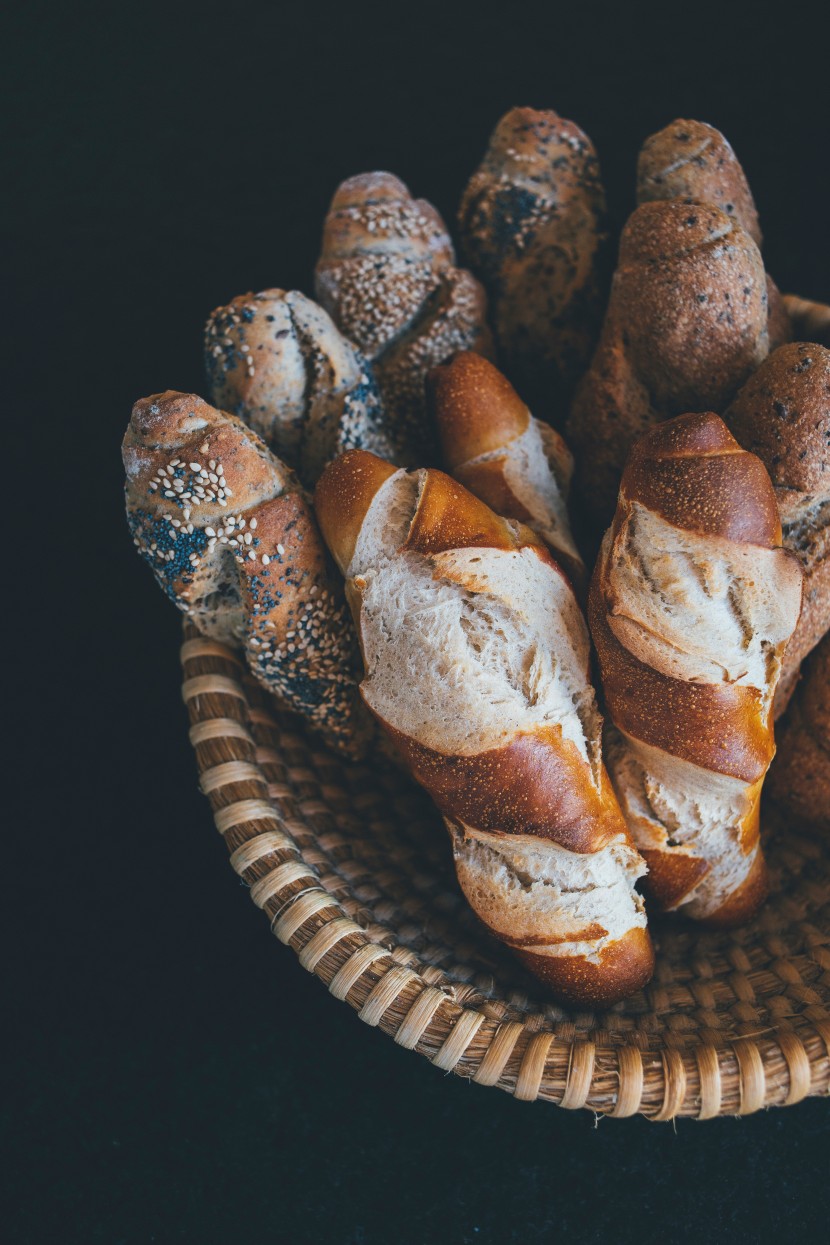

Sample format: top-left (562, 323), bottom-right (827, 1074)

top-left (567, 200), bottom-right (771, 531)
top-left (428, 351), bottom-right (585, 592)
top-left (205, 288), bottom-right (399, 485)
top-left (725, 343), bottom-right (830, 714)
top-left (766, 634), bottom-right (830, 828)
top-left (315, 173), bottom-right (492, 455)
top-left (458, 106), bottom-right (608, 416)
top-left (314, 450), bottom-right (653, 1007)
top-left (636, 117), bottom-right (790, 351)
top-left (123, 391), bottom-right (369, 755)
top-left (589, 412), bottom-right (802, 925)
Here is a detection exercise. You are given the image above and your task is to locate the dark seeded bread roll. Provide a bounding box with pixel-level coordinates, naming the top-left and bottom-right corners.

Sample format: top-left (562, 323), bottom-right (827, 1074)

top-left (123, 391), bottom-right (370, 756)
top-left (766, 634), bottom-right (830, 827)
top-left (725, 343), bottom-right (830, 715)
top-left (458, 106), bottom-right (608, 419)
top-left (567, 201), bottom-right (771, 533)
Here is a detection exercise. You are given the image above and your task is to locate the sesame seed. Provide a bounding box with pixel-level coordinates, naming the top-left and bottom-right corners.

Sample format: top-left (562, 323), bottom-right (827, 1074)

top-left (189, 462), bottom-right (201, 472)
top-left (262, 554), bottom-right (270, 565)
top-left (249, 518), bottom-right (257, 529)
top-left (277, 544), bottom-right (285, 555)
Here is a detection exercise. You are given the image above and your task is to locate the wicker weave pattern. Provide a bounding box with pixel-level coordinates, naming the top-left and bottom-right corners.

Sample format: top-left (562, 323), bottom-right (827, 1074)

top-left (181, 625), bottom-right (830, 1118)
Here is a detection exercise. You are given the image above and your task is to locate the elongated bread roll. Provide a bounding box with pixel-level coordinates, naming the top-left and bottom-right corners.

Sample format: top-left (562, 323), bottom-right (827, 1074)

top-left (205, 288), bottom-right (399, 485)
top-left (636, 117), bottom-right (790, 350)
top-left (589, 413), bottom-right (802, 924)
top-left (724, 343), bottom-right (830, 715)
top-left (123, 391), bottom-right (370, 755)
top-left (567, 200), bottom-right (771, 531)
top-left (428, 352), bottom-right (585, 592)
top-left (314, 450), bottom-right (653, 1007)
top-left (458, 106), bottom-right (608, 415)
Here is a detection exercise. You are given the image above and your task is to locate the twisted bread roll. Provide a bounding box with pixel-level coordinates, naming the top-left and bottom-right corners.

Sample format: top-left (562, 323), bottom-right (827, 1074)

top-left (428, 352), bottom-right (585, 592)
top-left (314, 450), bottom-right (653, 1007)
top-left (123, 391), bottom-right (369, 755)
top-left (767, 634), bottom-right (830, 828)
top-left (567, 200), bottom-right (771, 531)
top-left (205, 288), bottom-right (398, 486)
top-left (725, 343), bottom-right (830, 714)
top-left (589, 412), bottom-right (802, 925)
top-left (636, 118), bottom-right (790, 350)
top-left (458, 106), bottom-right (608, 415)
top-left (315, 173), bottom-right (492, 454)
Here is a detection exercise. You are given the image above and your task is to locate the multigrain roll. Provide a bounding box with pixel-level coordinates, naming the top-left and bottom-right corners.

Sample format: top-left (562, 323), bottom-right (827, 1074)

top-left (458, 106), bottom-right (608, 417)
top-left (589, 413), bottom-right (802, 925)
top-left (636, 118), bottom-right (790, 350)
top-left (725, 342), bottom-right (830, 714)
top-left (123, 391), bottom-right (370, 756)
top-left (766, 634), bottom-right (830, 828)
top-left (428, 351), bottom-right (585, 592)
top-left (204, 288), bottom-right (399, 486)
top-left (567, 200), bottom-right (771, 531)
top-left (315, 173), bottom-right (492, 455)
top-left (314, 450), bottom-right (653, 1007)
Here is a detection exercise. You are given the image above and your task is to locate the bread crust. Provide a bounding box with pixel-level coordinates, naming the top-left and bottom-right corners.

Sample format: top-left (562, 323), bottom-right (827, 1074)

top-left (458, 106), bottom-right (608, 415)
top-left (567, 202), bottom-right (770, 530)
top-left (124, 391), bottom-right (370, 755)
top-left (767, 633), bottom-right (830, 827)
top-left (589, 412), bottom-right (801, 922)
top-left (429, 352), bottom-right (585, 589)
top-left (315, 172), bottom-right (492, 455)
top-left (725, 343), bottom-right (830, 712)
top-left (315, 449), bottom-right (653, 1006)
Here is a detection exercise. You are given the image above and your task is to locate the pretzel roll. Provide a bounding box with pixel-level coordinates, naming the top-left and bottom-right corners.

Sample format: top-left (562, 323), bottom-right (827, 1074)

top-left (636, 118), bottom-right (790, 350)
top-left (315, 450), bottom-right (653, 1007)
top-left (767, 634), bottom-right (830, 828)
top-left (315, 173), bottom-right (492, 454)
top-left (567, 200), bottom-right (771, 530)
top-left (725, 342), bottom-right (830, 714)
top-left (204, 288), bottom-right (403, 485)
top-left (589, 412), bottom-right (802, 925)
top-left (458, 106), bottom-right (608, 415)
top-left (428, 352), bottom-right (585, 592)
top-left (123, 391), bottom-right (369, 756)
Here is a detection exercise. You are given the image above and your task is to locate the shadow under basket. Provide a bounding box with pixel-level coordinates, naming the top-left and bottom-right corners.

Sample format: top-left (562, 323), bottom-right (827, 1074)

top-left (181, 624), bottom-right (830, 1121)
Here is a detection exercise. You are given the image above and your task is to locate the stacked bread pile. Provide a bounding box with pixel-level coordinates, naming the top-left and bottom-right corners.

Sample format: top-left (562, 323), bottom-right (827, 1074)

top-left (124, 109), bottom-right (830, 1009)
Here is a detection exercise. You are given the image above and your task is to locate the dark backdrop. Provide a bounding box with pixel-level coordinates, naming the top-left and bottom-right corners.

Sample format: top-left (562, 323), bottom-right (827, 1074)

top-left (6, 2), bottom-right (830, 1242)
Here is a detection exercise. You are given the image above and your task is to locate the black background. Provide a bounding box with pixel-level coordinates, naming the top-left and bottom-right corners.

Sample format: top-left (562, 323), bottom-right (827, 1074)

top-left (6, 1), bottom-right (830, 1242)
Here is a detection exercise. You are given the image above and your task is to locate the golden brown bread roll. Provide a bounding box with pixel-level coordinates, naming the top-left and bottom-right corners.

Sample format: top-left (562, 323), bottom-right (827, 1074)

top-left (123, 391), bottom-right (370, 756)
top-left (315, 173), bottom-right (492, 456)
top-left (458, 106), bottom-right (608, 418)
top-left (567, 200), bottom-right (771, 532)
top-left (314, 449), bottom-right (653, 1007)
top-left (204, 288), bottom-right (401, 486)
top-left (783, 295), bottom-right (830, 348)
top-left (724, 343), bottom-right (830, 715)
top-left (589, 412), bottom-right (802, 925)
top-left (428, 352), bottom-right (585, 592)
top-left (766, 634), bottom-right (830, 828)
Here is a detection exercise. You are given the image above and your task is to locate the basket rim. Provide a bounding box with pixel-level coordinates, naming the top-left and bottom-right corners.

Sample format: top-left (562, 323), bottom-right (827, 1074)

top-left (179, 623), bottom-right (830, 1120)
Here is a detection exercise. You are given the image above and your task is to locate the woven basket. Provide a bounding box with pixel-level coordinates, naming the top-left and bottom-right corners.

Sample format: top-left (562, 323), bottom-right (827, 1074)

top-left (181, 621), bottom-right (830, 1120)
top-left (178, 289), bottom-right (830, 1123)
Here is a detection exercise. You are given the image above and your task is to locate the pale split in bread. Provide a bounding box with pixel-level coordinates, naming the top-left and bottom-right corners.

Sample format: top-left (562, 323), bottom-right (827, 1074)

top-left (636, 117), bottom-right (791, 351)
top-left (314, 449), bottom-right (653, 1007)
top-left (458, 106), bottom-right (608, 419)
top-left (567, 200), bottom-right (772, 533)
top-left (204, 288), bottom-right (400, 486)
top-left (315, 172), bottom-right (493, 457)
top-left (725, 343), bottom-right (830, 714)
top-left (123, 391), bottom-right (370, 756)
top-left (589, 412), bottom-right (802, 925)
top-left (428, 351), bottom-right (586, 593)
top-left (766, 633), bottom-right (830, 828)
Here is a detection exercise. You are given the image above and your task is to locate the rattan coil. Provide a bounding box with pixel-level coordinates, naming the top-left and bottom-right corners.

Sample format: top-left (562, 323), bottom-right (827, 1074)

top-left (180, 623), bottom-right (830, 1119)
